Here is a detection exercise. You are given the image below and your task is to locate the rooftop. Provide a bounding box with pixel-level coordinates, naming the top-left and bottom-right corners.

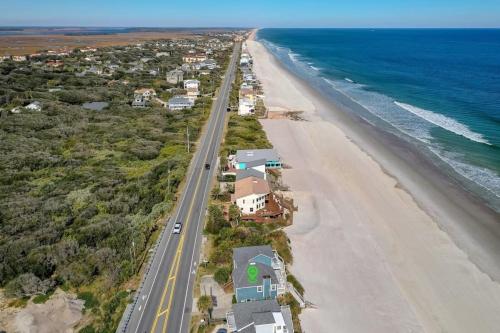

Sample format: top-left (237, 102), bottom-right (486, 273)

top-left (228, 299), bottom-right (294, 333)
top-left (233, 176), bottom-right (270, 200)
top-left (232, 245), bottom-right (277, 289)
top-left (236, 149), bottom-right (280, 163)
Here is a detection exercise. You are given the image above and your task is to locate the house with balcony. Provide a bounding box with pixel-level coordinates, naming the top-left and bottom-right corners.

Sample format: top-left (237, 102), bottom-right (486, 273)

top-left (232, 245), bottom-right (287, 303)
top-left (232, 176), bottom-right (270, 215)
top-left (226, 299), bottom-right (294, 333)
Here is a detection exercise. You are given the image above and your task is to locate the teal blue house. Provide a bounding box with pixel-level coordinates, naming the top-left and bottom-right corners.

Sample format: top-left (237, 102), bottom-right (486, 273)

top-left (232, 245), bottom-right (287, 303)
top-left (234, 149), bottom-right (282, 170)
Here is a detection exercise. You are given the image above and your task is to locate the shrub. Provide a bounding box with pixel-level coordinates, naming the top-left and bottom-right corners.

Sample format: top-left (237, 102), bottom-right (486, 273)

top-left (79, 325), bottom-right (96, 333)
top-left (287, 274), bottom-right (304, 296)
top-left (77, 291), bottom-right (99, 309)
top-left (214, 267), bottom-right (230, 285)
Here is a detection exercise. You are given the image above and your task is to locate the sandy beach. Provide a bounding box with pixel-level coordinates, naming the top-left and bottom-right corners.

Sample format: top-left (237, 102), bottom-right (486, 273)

top-left (246, 30), bottom-right (500, 332)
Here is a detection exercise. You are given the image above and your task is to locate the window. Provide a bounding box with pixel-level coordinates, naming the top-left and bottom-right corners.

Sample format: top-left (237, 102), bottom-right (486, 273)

top-left (242, 199), bottom-right (245, 204)
top-left (271, 284), bottom-right (277, 291)
top-left (250, 208), bottom-right (253, 213)
top-left (257, 286), bottom-right (263, 292)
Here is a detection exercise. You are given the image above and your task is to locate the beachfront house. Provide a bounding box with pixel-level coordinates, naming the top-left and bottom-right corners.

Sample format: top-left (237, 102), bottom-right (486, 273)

top-left (236, 168), bottom-right (266, 181)
top-left (166, 69), bottom-right (184, 84)
top-left (168, 95), bottom-right (195, 110)
top-left (232, 245), bottom-right (287, 303)
top-left (240, 83), bottom-right (255, 99)
top-left (226, 299), bottom-right (294, 333)
top-left (232, 176), bottom-right (270, 214)
top-left (240, 52), bottom-right (251, 67)
top-left (238, 97), bottom-right (255, 116)
top-left (234, 149), bottom-right (282, 170)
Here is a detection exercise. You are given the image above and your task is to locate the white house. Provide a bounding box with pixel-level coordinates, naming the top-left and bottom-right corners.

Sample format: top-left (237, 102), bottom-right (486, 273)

top-left (134, 88), bottom-right (156, 100)
top-left (168, 95), bottom-right (195, 110)
top-left (182, 54), bottom-right (207, 63)
top-left (238, 97), bottom-right (255, 116)
top-left (232, 176), bottom-right (270, 214)
top-left (184, 79), bottom-right (200, 90)
top-left (184, 79), bottom-right (200, 100)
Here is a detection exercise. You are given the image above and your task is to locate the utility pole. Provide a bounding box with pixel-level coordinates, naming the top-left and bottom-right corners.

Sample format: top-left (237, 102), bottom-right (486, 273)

top-left (186, 126), bottom-right (190, 153)
top-left (131, 240), bottom-right (136, 272)
top-left (167, 168), bottom-right (171, 194)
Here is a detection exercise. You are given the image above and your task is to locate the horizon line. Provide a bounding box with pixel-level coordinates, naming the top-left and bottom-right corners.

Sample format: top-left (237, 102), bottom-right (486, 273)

top-left (1, 26), bottom-right (500, 29)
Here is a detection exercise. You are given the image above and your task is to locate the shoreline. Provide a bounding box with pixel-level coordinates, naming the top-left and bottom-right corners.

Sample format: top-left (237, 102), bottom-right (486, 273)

top-left (247, 29), bottom-right (500, 332)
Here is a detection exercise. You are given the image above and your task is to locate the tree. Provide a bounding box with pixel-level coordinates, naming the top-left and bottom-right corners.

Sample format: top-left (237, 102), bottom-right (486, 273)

top-left (228, 204), bottom-right (240, 225)
top-left (197, 295), bottom-right (213, 323)
top-left (205, 205), bottom-right (229, 234)
top-left (214, 267), bottom-right (230, 285)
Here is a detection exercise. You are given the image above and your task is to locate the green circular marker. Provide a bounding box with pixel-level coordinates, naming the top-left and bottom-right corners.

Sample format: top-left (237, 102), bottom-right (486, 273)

top-left (247, 265), bottom-right (259, 283)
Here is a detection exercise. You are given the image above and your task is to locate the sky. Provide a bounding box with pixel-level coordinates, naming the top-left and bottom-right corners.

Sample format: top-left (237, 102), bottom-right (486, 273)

top-left (1, 0), bottom-right (500, 28)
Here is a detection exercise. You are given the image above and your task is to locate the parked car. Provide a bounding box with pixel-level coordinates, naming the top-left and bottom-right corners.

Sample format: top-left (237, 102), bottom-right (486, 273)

top-left (205, 163), bottom-right (210, 170)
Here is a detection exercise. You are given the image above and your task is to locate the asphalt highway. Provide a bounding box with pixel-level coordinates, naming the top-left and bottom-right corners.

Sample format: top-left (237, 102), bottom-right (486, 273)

top-left (121, 42), bottom-right (240, 333)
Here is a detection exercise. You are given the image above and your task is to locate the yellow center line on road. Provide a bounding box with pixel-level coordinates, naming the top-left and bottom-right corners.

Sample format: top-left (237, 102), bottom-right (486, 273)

top-left (149, 61), bottom-right (232, 332)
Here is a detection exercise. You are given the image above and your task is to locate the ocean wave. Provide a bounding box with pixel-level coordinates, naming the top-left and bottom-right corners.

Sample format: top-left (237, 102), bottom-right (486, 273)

top-left (429, 147), bottom-right (500, 198)
top-left (310, 65), bottom-right (321, 71)
top-left (345, 77), bottom-right (354, 83)
top-left (394, 102), bottom-right (491, 145)
top-left (288, 51), bottom-right (300, 63)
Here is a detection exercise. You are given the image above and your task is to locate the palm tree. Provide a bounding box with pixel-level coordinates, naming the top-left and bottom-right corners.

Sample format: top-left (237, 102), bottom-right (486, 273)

top-left (197, 295), bottom-right (213, 324)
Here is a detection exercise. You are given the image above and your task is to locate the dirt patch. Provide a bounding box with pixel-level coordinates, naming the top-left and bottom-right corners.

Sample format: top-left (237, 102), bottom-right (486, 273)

top-left (267, 111), bottom-right (306, 121)
top-left (0, 289), bottom-right (84, 333)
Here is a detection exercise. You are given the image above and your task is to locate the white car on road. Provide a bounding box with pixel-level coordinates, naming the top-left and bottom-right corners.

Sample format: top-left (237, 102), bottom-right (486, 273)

top-left (173, 222), bottom-right (182, 234)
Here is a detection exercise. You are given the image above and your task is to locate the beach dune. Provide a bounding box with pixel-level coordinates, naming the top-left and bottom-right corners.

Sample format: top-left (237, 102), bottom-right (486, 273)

top-left (246, 32), bottom-right (500, 333)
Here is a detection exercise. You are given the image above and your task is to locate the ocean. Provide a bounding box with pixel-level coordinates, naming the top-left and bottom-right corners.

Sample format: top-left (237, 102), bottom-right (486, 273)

top-left (257, 28), bottom-right (500, 212)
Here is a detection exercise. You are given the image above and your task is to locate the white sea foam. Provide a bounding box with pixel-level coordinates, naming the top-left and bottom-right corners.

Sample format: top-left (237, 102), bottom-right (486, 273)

top-left (310, 65), bottom-right (321, 71)
top-left (345, 77), bottom-right (354, 83)
top-left (429, 147), bottom-right (500, 198)
top-left (394, 101), bottom-right (491, 145)
top-left (288, 51), bottom-right (300, 63)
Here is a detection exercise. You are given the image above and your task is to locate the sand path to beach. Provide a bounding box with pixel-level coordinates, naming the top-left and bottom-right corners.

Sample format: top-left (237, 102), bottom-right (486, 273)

top-left (246, 33), bottom-right (500, 333)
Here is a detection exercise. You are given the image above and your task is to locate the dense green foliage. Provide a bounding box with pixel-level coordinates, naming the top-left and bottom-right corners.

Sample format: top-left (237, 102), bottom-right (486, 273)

top-left (0, 39), bottom-right (231, 331)
top-left (221, 114), bottom-right (272, 158)
top-left (205, 204), bottom-right (230, 234)
top-left (213, 266), bottom-right (231, 285)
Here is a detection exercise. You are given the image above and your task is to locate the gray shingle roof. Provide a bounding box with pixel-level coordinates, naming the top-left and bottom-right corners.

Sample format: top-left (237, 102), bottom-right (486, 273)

top-left (244, 158), bottom-right (267, 168)
top-left (236, 149), bottom-right (279, 164)
top-left (231, 300), bottom-right (290, 333)
top-left (235, 169), bottom-right (265, 181)
top-left (232, 246), bottom-right (277, 289)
